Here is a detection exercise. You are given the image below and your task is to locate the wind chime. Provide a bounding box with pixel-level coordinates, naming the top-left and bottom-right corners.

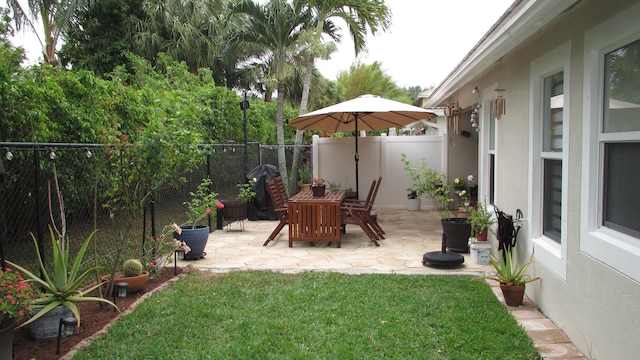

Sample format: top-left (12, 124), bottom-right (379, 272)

top-left (493, 88), bottom-right (506, 119)
top-left (445, 102), bottom-right (462, 134)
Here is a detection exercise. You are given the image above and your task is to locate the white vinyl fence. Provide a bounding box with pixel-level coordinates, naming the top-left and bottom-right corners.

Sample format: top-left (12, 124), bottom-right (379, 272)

top-left (311, 134), bottom-right (445, 209)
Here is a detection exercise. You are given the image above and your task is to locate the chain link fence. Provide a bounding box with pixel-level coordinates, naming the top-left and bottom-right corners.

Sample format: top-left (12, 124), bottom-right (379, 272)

top-left (0, 142), bottom-right (309, 277)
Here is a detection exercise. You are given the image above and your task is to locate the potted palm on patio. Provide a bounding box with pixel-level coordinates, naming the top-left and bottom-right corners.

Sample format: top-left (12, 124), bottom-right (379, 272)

top-left (401, 154), bottom-right (471, 252)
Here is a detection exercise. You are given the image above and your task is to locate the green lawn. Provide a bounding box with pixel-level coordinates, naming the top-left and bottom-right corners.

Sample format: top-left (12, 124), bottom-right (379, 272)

top-left (73, 271), bottom-right (539, 360)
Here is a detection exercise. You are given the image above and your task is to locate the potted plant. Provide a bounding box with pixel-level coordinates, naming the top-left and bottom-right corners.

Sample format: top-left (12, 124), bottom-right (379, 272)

top-left (222, 179), bottom-right (257, 226)
top-left (406, 188), bottom-right (420, 211)
top-left (7, 228), bottom-right (118, 339)
top-left (101, 259), bottom-right (150, 294)
top-left (467, 197), bottom-right (496, 241)
top-left (173, 178), bottom-right (223, 260)
top-left (311, 177), bottom-right (326, 197)
top-left (479, 247), bottom-right (540, 306)
top-left (0, 266), bottom-right (39, 358)
top-left (401, 154), bottom-right (470, 252)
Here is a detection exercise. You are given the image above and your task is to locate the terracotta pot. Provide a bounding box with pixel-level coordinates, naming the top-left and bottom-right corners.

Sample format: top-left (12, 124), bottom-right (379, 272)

top-left (500, 283), bottom-right (525, 306)
top-left (301, 184), bottom-right (311, 192)
top-left (101, 271), bottom-right (150, 293)
top-left (476, 229), bottom-right (489, 241)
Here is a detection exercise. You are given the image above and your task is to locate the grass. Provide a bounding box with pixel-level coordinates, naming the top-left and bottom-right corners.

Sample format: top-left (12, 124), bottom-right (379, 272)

top-left (73, 271), bottom-right (539, 360)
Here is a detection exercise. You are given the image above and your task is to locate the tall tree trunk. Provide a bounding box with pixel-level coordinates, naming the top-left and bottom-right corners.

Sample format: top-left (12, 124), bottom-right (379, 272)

top-left (288, 57), bottom-right (314, 194)
top-left (276, 80), bottom-right (289, 192)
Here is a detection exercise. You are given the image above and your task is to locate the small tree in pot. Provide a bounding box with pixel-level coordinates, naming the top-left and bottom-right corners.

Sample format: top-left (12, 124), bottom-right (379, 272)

top-left (401, 154), bottom-right (470, 251)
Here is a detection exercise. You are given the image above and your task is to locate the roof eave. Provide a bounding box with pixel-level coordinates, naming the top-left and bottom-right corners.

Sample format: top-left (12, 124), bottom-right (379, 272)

top-left (425, 0), bottom-right (580, 108)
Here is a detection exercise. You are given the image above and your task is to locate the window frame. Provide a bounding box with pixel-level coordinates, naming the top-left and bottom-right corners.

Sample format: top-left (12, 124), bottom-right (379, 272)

top-left (582, 2), bottom-right (640, 282)
top-left (529, 42), bottom-right (571, 280)
top-left (480, 84), bottom-right (498, 206)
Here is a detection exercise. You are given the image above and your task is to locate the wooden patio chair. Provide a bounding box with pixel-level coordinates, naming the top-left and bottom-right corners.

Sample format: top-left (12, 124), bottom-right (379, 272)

top-left (263, 176), bottom-right (289, 246)
top-left (340, 177), bottom-right (384, 246)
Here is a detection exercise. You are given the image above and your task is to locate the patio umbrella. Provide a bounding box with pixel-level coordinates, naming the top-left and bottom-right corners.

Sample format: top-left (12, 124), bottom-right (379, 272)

top-left (288, 94), bottom-right (436, 197)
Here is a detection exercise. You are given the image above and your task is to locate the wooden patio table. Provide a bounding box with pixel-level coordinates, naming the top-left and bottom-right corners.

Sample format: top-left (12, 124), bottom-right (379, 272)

top-left (288, 190), bottom-right (345, 247)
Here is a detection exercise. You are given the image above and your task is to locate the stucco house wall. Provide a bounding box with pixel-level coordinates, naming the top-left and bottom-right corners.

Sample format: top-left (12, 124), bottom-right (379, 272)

top-left (426, 0), bottom-right (640, 358)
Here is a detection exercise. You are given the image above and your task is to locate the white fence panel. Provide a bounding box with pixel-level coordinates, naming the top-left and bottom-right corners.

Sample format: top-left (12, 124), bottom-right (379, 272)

top-left (312, 134), bottom-right (445, 208)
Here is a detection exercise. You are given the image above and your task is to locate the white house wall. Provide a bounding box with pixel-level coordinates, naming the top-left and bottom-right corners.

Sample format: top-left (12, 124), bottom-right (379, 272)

top-left (431, 0), bottom-right (640, 358)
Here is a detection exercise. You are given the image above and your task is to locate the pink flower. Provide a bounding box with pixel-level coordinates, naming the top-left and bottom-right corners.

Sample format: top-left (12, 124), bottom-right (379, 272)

top-left (204, 208), bottom-right (212, 215)
top-left (171, 222), bottom-right (182, 235)
top-left (216, 200), bottom-right (225, 209)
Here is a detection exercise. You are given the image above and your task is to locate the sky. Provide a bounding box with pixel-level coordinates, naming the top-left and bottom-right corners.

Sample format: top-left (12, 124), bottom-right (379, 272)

top-left (9, 0), bottom-right (513, 89)
top-left (316, 0), bottom-right (514, 88)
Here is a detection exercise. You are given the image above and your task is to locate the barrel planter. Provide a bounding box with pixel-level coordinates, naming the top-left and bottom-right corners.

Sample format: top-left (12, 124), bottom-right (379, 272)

top-left (174, 225), bottom-right (209, 260)
top-left (222, 200), bottom-right (248, 222)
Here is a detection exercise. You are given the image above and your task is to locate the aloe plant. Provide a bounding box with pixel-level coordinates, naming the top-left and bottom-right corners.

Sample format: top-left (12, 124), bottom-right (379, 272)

top-left (8, 227), bottom-right (118, 327)
top-left (483, 247), bottom-right (540, 286)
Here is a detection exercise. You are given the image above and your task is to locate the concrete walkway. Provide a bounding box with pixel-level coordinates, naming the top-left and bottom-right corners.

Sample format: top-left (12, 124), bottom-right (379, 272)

top-left (177, 208), bottom-right (585, 359)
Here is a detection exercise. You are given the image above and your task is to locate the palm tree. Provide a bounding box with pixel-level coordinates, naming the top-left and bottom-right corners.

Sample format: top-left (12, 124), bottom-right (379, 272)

top-left (6, 0), bottom-right (91, 66)
top-left (288, 0), bottom-right (391, 194)
top-left (130, 0), bottom-right (226, 74)
top-left (230, 0), bottom-right (311, 191)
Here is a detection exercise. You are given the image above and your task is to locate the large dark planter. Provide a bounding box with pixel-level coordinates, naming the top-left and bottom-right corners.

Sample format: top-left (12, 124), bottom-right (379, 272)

top-left (29, 305), bottom-right (73, 339)
top-left (441, 218), bottom-right (472, 252)
top-left (174, 225), bottom-right (209, 260)
top-left (0, 320), bottom-right (16, 359)
top-left (500, 283), bottom-right (526, 306)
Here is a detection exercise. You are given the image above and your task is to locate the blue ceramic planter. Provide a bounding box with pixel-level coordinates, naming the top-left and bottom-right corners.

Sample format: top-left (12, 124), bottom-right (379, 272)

top-left (175, 225), bottom-right (209, 260)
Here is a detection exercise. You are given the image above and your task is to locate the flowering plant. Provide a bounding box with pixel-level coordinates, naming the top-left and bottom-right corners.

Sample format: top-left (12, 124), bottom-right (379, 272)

top-left (457, 189), bottom-right (471, 210)
top-left (142, 223), bottom-right (192, 278)
top-left (453, 176), bottom-right (467, 191)
top-left (311, 177), bottom-right (326, 185)
top-left (0, 267), bottom-right (39, 328)
top-left (183, 178), bottom-right (224, 229)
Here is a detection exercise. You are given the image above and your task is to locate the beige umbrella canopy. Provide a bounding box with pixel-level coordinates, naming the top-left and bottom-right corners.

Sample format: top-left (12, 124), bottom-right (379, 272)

top-left (288, 94), bottom-right (436, 197)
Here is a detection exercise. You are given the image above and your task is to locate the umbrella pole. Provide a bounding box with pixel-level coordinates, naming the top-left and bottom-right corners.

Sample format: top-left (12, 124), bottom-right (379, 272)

top-left (355, 113), bottom-right (359, 199)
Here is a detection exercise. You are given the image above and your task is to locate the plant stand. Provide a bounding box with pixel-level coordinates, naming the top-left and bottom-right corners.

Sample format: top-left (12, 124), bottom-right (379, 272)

top-left (222, 200), bottom-right (247, 232)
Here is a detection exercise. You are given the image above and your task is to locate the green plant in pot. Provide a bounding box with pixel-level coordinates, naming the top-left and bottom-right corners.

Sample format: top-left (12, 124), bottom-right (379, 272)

top-left (401, 154), bottom-right (469, 251)
top-left (173, 178), bottom-right (222, 260)
top-left (7, 228), bottom-right (118, 338)
top-left (0, 265), bottom-right (40, 358)
top-left (479, 247), bottom-right (540, 306)
top-left (102, 259), bottom-right (150, 293)
top-left (467, 197), bottom-right (496, 241)
top-left (222, 179), bottom-right (257, 225)
top-left (406, 188), bottom-right (420, 211)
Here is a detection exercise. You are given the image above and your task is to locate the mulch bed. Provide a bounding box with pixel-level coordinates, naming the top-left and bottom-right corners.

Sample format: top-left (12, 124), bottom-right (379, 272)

top-left (13, 266), bottom-right (187, 360)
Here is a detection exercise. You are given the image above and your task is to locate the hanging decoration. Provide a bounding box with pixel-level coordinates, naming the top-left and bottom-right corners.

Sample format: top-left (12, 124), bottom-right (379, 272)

top-left (445, 102), bottom-right (462, 134)
top-left (470, 102), bottom-right (481, 132)
top-left (493, 88), bottom-right (506, 119)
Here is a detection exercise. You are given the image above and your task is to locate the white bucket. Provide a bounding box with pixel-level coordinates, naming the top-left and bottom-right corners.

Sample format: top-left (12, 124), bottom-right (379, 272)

top-left (470, 241), bottom-right (492, 265)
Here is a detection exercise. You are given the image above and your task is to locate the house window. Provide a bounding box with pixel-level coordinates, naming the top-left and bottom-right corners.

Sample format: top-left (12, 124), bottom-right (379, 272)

top-left (488, 100), bottom-right (496, 205)
top-left (530, 42), bottom-right (570, 280)
top-left (582, 2), bottom-right (640, 282)
top-left (542, 72), bottom-right (563, 243)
